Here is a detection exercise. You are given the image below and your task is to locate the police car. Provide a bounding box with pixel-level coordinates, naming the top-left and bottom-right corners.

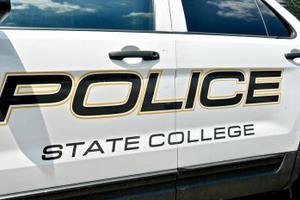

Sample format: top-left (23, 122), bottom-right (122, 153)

top-left (0, 0), bottom-right (299, 199)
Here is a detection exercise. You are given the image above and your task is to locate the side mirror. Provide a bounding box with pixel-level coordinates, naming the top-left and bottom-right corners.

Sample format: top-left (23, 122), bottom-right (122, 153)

top-left (0, 0), bottom-right (11, 22)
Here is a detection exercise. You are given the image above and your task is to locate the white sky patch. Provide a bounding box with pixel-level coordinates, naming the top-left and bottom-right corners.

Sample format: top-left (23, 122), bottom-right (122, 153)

top-left (207, 0), bottom-right (256, 19)
top-left (123, 12), bottom-right (153, 18)
top-left (12, 0), bottom-right (97, 14)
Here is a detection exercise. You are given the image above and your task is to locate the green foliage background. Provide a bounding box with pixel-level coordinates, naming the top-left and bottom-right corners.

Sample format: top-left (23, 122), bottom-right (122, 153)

top-left (277, 0), bottom-right (300, 19)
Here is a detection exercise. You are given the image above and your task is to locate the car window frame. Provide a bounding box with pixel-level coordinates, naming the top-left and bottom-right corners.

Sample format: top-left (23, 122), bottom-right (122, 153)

top-left (258, 0), bottom-right (296, 38)
top-left (170, 0), bottom-right (297, 39)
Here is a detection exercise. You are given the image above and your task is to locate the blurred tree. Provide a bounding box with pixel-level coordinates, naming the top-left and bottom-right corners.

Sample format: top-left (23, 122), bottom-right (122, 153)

top-left (277, 0), bottom-right (300, 20)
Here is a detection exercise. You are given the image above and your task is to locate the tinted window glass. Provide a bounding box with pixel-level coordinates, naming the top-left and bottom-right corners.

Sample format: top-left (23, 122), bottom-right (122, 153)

top-left (0, 0), bottom-right (154, 31)
top-left (182, 0), bottom-right (267, 36)
top-left (257, 0), bottom-right (291, 37)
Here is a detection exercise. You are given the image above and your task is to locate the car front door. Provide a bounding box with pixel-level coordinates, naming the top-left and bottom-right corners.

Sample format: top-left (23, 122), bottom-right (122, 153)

top-left (0, 0), bottom-right (178, 198)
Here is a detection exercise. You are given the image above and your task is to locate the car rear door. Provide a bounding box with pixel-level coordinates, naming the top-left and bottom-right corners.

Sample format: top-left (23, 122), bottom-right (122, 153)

top-left (170, 0), bottom-right (300, 198)
top-left (0, 0), bottom-right (177, 198)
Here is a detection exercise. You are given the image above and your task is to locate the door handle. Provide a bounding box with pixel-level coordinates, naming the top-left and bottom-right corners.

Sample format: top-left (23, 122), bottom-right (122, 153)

top-left (109, 51), bottom-right (160, 61)
top-left (285, 52), bottom-right (300, 60)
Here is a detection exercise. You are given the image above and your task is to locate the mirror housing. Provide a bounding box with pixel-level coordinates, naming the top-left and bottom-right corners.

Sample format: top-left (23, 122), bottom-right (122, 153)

top-left (0, 0), bottom-right (11, 22)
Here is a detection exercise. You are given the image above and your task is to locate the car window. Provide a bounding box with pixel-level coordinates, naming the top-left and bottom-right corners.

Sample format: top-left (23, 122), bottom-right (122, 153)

top-left (0, 0), bottom-right (154, 31)
top-left (257, 0), bottom-right (291, 37)
top-left (182, 0), bottom-right (268, 36)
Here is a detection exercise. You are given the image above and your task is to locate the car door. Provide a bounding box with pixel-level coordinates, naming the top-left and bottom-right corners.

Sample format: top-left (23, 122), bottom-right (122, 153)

top-left (170, 0), bottom-right (300, 199)
top-left (0, 0), bottom-right (178, 198)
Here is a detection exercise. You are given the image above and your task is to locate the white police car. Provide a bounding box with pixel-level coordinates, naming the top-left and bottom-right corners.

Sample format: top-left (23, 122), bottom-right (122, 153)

top-left (0, 0), bottom-right (299, 199)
